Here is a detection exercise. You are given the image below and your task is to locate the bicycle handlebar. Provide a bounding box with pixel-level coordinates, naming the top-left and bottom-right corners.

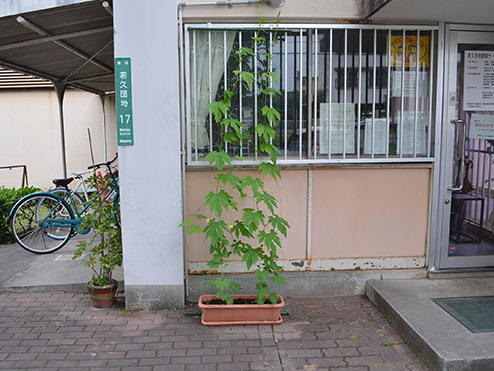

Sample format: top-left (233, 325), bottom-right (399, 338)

top-left (88, 154), bottom-right (118, 170)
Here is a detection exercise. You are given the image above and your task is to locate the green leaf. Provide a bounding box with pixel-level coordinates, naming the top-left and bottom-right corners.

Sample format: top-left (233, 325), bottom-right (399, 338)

top-left (242, 208), bottom-right (264, 232)
top-left (240, 176), bottom-right (264, 193)
top-left (178, 219), bottom-right (191, 227)
top-left (217, 171), bottom-right (241, 189)
top-left (204, 190), bottom-right (233, 217)
top-left (259, 162), bottom-right (281, 180)
top-left (207, 277), bottom-right (231, 291)
top-left (204, 220), bottom-right (228, 246)
top-left (259, 229), bottom-right (282, 253)
top-left (206, 150), bottom-right (231, 171)
top-left (242, 248), bottom-right (261, 270)
top-left (233, 70), bottom-right (255, 88)
top-left (262, 87), bottom-right (282, 96)
top-left (253, 191), bottom-right (278, 213)
top-left (236, 47), bottom-right (255, 59)
top-left (256, 283), bottom-right (270, 304)
top-left (215, 291), bottom-right (233, 305)
top-left (207, 100), bottom-right (229, 123)
top-left (271, 275), bottom-right (286, 286)
top-left (256, 124), bottom-right (276, 143)
top-left (186, 224), bottom-right (203, 236)
top-left (268, 214), bottom-right (290, 237)
top-left (261, 106), bottom-right (281, 123)
top-left (262, 71), bottom-right (280, 83)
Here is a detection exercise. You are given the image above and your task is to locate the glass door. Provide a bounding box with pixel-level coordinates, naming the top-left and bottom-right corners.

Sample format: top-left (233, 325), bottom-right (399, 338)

top-left (439, 27), bottom-right (494, 269)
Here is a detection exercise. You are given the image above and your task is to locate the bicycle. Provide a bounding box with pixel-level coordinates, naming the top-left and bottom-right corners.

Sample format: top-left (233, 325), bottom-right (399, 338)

top-left (9, 155), bottom-right (119, 254)
top-left (49, 169), bottom-right (94, 215)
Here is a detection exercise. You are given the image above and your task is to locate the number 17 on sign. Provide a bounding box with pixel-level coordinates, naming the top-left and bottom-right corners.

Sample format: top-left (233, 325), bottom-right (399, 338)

top-left (115, 58), bottom-right (134, 146)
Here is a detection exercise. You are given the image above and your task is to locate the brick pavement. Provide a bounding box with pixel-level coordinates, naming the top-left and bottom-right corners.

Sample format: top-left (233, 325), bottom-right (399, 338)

top-left (0, 292), bottom-right (428, 370)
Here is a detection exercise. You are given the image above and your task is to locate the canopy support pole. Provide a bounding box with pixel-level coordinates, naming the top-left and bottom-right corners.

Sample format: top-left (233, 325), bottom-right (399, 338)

top-left (53, 82), bottom-right (68, 178)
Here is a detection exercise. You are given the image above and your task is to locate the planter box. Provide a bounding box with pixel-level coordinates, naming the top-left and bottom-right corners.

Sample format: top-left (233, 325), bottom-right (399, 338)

top-left (86, 280), bottom-right (118, 308)
top-left (198, 294), bottom-right (285, 326)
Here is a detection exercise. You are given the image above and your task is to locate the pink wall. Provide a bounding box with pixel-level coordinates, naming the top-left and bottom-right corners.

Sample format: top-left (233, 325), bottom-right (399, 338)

top-left (185, 166), bottom-right (430, 267)
top-left (311, 168), bottom-right (430, 259)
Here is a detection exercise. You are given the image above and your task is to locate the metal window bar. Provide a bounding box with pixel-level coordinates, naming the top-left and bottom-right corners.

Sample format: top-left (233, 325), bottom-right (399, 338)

top-left (414, 30), bottom-right (420, 158)
top-left (193, 30), bottom-right (198, 162)
top-left (428, 30), bottom-right (435, 158)
top-left (371, 29), bottom-right (377, 159)
top-left (254, 33), bottom-right (258, 160)
top-left (299, 29), bottom-right (303, 160)
top-left (357, 29), bottom-right (362, 159)
top-left (343, 29), bottom-right (348, 159)
top-left (284, 32), bottom-right (288, 160)
top-left (239, 31), bottom-right (243, 158)
top-left (185, 29), bottom-right (193, 163)
top-left (399, 29), bottom-right (406, 159)
top-left (314, 29), bottom-right (318, 160)
top-left (386, 29), bottom-right (391, 158)
top-left (184, 24), bottom-right (437, 166)
top-left (270, 31), bottom-right (273, 145)
top-left (328, 28), bottom-right (333, 160)
top-left (208, 29), bottom-right (213, 152)
top-left (224, 30), bottom-right (228, 154)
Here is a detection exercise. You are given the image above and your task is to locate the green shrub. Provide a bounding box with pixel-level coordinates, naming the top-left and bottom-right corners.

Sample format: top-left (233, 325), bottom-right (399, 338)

top-left (0, 186), bottom-right (40, 244)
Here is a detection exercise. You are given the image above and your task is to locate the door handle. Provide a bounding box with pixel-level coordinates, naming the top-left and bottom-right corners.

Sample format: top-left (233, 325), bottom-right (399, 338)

top-left (447, 119), bottom-right (466, 192)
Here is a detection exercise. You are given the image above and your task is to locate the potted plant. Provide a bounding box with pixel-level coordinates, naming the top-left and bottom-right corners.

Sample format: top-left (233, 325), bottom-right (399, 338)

top-left (181, 14), bottom-right (289, 325)
top-left (73, 170), bottom-right (122, 308)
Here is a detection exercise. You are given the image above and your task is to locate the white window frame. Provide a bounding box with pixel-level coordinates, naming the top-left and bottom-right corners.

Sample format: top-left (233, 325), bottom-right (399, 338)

top-left (183, 23), bottom-right (439, 167)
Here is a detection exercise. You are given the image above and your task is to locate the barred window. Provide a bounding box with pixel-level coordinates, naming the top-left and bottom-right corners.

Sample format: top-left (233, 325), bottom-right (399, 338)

top-left (184, 25), bottom-right (438, 165)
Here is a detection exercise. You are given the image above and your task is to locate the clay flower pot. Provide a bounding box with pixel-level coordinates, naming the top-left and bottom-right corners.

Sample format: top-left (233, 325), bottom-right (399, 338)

top-left (86, 280), bottom-right (118, 308)
top-left (198, 294), bottom-right (285, 326)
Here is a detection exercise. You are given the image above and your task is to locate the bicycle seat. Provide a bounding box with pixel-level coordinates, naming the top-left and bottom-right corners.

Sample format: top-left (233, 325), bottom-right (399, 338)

top-left (52, 177), bottom-right (74, 188)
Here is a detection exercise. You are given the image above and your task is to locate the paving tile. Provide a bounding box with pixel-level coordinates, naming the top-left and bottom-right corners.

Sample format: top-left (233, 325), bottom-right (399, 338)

top-left (0, 292), bottom-right (429, 371)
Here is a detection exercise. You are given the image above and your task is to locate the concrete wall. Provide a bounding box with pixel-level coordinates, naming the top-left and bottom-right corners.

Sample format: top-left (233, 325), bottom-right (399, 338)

top-left (180, 0), bottom-right (362, 23)
top-left (186, 166), bottom-right (431, 272)
top-left (1, 89), bottom-right (116, 189)
top-left (114, 0), bottom-right (184, 310)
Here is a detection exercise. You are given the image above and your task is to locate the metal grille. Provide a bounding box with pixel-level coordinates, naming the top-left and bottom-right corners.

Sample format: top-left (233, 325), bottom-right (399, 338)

top-left (0, 67), bottom-right (52, 89)
top-left (183, 24), bottom-right (438, 166)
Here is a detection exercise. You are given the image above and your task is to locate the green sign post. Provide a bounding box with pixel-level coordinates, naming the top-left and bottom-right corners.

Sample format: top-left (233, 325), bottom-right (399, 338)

top-left (115, 58), bottom-right (134, 146)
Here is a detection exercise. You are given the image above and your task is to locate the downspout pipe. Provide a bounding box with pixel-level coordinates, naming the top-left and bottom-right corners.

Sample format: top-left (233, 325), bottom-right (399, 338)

top-left (177, 0), bottom-right (262, 303)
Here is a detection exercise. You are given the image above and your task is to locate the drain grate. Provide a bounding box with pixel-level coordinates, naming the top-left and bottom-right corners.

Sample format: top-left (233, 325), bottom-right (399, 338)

top-left (433, 296), bottom-right (494, 333)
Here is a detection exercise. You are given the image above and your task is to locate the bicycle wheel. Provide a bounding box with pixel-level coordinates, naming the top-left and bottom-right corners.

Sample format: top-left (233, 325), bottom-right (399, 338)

top-left (10, 193), bottom-right (74, 254)
top-left (49, 188), bottom-right (85, 215)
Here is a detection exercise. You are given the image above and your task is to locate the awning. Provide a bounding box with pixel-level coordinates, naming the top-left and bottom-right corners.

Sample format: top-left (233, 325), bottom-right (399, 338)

top-left (363, 0), bottom-right (494, 25)
top-left (0, 0), bottom-right (114, 95)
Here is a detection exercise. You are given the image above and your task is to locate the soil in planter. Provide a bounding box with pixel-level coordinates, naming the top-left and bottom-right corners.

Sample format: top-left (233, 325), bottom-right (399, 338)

top-left (204, 298), bottom-right (281, 305)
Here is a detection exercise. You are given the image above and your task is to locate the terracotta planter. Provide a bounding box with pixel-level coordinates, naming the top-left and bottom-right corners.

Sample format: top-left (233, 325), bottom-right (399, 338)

top-left (86, 280), bottom-right (118, 308)
top-left (198, 294), bottom-right (285, 326)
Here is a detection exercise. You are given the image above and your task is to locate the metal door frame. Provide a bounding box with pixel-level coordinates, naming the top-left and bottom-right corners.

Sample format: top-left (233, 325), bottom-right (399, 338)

top-left (431, 23), bottom-right (494, 270)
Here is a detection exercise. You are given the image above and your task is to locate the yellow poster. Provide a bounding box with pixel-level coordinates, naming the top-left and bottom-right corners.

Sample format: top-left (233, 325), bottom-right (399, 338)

top-left (389, 35), bottom-right (429, 68)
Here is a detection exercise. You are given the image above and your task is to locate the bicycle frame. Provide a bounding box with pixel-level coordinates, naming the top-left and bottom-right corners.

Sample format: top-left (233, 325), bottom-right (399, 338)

top-left (53, 176), bottom-right (119, 231)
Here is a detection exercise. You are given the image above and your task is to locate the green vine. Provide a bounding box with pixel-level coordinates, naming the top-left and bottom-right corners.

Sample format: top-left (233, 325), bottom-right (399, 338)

top-left (181, 13), bottom-right (289, 305)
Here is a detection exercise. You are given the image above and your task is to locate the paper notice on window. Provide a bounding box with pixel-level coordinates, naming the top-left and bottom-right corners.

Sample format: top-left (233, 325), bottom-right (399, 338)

top-left (319, 103), bottom-right (355, 155)
top-left (396, 111), bottom-right (427, 155)
top-left (470, 114), bottom-right (494, 139)
top-left (364, 118), bottom-right (387, 155)
top-left (392, 71), bottom-right (428, 97)
top-left (463, 51), bottom-right (494, 111)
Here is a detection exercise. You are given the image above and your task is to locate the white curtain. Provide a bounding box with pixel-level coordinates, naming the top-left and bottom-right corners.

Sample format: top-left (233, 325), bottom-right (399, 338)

top-left (191, 30), bottom-right (236, 151)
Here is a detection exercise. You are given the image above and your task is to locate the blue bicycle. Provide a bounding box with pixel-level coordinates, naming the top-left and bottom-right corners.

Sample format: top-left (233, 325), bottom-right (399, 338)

top-left (9, 155), bottom-right (119, 254)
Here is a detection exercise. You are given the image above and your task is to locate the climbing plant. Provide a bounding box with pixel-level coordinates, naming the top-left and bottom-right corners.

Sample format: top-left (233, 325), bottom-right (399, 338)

top-left (181, 12), bottom-right (289, 305)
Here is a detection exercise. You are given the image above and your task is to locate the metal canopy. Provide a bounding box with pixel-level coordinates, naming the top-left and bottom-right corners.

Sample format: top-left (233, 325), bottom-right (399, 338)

top-left (0, 0), bottom-right (114, 95)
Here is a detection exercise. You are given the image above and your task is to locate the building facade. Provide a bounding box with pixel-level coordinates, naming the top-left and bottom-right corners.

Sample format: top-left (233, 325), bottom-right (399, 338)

top-left (3, 0), bottom-right (494, 309)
